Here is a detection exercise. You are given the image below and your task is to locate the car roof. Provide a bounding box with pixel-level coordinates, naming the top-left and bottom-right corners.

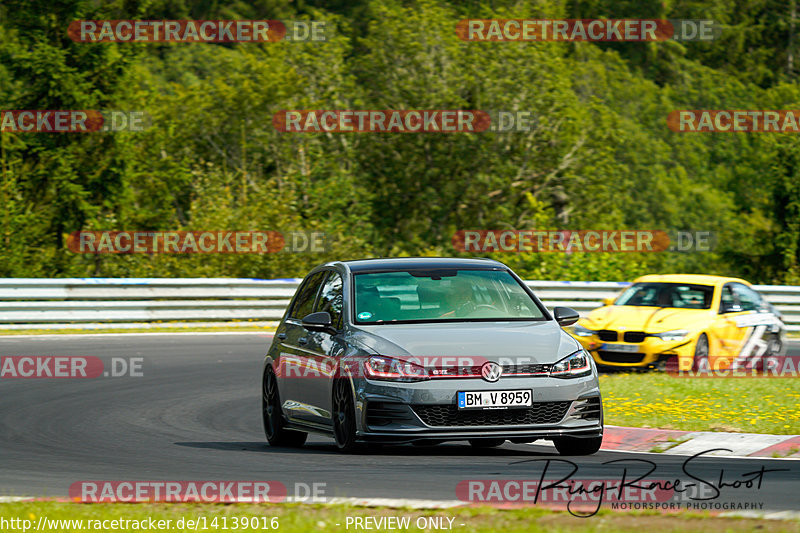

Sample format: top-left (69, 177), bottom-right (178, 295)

top-left (332, 257), bottom-right (507, 273)
top-left (632, 274), bottom-right (751, 286)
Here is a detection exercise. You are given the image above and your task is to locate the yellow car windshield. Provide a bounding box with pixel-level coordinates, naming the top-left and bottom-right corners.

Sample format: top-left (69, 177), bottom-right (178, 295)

top-left (616, 282), bottom-right (714, 309)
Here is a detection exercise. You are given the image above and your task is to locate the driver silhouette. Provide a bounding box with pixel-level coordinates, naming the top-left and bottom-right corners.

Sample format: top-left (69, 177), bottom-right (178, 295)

top-left (439, 279), bottom-right (476, 318)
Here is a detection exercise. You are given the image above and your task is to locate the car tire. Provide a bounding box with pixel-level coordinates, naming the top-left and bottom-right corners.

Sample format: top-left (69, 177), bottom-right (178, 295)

top-left (657, 355), bottom-right (679, 373)
top-left (767, 335), bottom-right (782, 357)
top-left (553, 436), bottom-right (602, 456)
top-left (332, 379), bottom-right (361, 453)
top-left (691, 333), bottom-right (710, 372)
top-left (468, 439), bottom-right (506, 449)
top-left (262, 366), bottom-right (307, 447)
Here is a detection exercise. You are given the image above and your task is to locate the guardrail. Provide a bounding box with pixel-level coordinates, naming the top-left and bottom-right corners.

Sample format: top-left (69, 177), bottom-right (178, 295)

top-left (0, 278), bottom-right (797, 331)
top-left (0, 278), bottom-right (298, 324)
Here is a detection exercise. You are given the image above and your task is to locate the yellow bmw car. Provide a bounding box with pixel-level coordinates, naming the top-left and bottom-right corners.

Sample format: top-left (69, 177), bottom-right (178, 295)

top-left (571, 274), bottom-right (786, 371)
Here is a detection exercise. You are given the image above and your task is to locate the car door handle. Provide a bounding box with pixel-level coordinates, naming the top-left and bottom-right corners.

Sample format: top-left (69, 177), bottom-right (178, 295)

top-left (276, 333), bottom-right (286, 340)
top-left (298, 337), bottom-right (308, 345)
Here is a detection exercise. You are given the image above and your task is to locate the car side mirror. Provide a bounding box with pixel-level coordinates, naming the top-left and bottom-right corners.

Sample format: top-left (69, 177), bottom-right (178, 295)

top-left (553, 306), bottom-right (580, 327)
top-left (602, 297), bottom-right (615, 306)
top-left (301, 311), bottom-right (337, 334)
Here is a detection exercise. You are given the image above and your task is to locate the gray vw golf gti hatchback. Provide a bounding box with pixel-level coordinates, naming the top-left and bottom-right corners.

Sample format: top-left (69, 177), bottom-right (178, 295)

top-left (262, 258), bottom-right (603, 454)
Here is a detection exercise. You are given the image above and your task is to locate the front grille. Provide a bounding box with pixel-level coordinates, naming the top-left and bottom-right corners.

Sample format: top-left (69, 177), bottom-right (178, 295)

top-left (573, 397), bottom-right (602, 420)
top-left (623, 331), bottom-right (646, 343)
top-left (428, 363), bottom-right (551, 378)
top-left (597, 351), bottom-right (645, 364)
top-left (597, 330), bottom-right (618, 342)
top-left (366, 401), bottom-right (415, 427)
top-left (502, 363), bottom-right (551, 375)
top-left (412, 402), bottom-right (571, 427)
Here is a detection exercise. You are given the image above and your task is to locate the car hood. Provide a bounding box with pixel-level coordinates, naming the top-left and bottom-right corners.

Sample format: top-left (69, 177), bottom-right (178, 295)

top-left (580, 305), bottom-right (711, 333)
top-left (350, 320), bottom-right (580, 365)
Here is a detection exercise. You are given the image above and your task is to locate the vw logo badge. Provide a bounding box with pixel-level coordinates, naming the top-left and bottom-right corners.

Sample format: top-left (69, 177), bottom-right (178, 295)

top-left (480, 362), bottom-right (502, 383)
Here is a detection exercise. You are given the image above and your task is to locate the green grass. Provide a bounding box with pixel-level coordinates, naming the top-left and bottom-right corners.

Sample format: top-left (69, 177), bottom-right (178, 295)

top-left (600, 372), bottom-right (800, 434)
top-left (1, 502), bottom-right (797, 533)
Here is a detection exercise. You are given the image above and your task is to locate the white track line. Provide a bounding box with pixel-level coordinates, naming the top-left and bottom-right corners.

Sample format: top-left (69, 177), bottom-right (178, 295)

top-left (721, 510), bottom-right (800, 520)
top-left (664, 432), bottom-right (792, 457)
top-left (597, 447), bottom-right (800, 461)
top-left (526, 439), bottom-right (800, 460)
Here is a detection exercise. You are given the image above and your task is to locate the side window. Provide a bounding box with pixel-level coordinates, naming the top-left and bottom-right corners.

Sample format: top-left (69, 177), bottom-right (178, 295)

top-left (316, 272), bottom-right (344, 329)
top-left (290, 272), bottom-right (326, 320)
top-left (719, 285), bottom-right (736, 313)
top-left (731, 283), bottom-right (761, 312)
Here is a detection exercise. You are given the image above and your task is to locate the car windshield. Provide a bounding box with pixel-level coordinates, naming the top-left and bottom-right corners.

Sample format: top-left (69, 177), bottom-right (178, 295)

top-left (353, 269), bottom-right (546, 324)
top-left (615, 282), bottom-right (714, 309)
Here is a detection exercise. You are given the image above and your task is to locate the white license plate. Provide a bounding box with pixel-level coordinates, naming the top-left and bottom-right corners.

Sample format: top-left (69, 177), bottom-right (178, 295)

top-left (457, 390), bottom-right (532, 410)
top-left (602, 343), bottom-right (639, 352)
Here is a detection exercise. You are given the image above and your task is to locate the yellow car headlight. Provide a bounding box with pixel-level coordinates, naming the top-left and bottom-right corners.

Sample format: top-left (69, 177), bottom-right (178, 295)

top-left (571, 324), bottom-right (596, 337)
top-left (651, 329), bottom-right (688, 342)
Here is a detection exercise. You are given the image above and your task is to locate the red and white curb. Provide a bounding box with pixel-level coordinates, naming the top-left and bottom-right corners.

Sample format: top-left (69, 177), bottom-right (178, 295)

top-left (599, 425), bottom-right (800, 459)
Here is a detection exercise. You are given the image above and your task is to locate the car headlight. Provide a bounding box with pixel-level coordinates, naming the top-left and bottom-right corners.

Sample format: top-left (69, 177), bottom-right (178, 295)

top-left (651, 329), bottom-right (688, 342)
top-left (571, 324), bottom-right (596, 337)
top-left (364, 355), bottom-right (429, 381)
top-left (549, 349), bottom-right (592, 378)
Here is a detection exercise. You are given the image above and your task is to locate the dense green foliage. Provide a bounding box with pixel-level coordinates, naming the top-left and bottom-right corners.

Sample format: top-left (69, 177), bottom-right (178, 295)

top-left (1, 0), bottom-right (800, 282)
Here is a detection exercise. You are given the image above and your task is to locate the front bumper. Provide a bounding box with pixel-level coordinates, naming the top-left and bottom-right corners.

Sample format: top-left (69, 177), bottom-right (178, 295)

top-left (574, 335), bottom-right (695, 368)
top-left (352, 375), bottom-right (602, 443)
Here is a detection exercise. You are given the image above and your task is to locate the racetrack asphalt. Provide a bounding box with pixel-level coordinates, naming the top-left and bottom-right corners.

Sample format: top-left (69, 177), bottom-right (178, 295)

top-left (0, 333), bottom-right (798, 511)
